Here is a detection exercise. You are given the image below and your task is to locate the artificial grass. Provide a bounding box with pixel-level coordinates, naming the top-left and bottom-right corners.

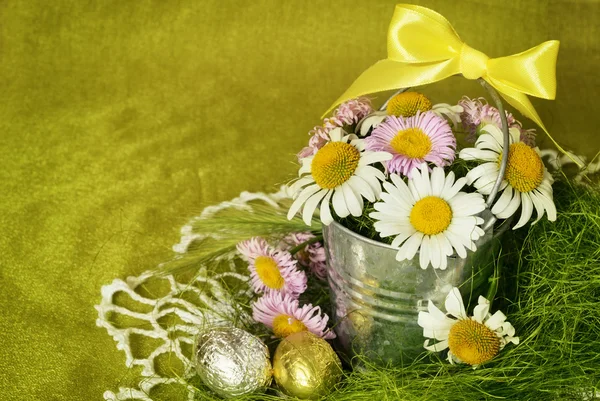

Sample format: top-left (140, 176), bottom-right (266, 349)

top-left (149, 179), bottom-right (600, 400)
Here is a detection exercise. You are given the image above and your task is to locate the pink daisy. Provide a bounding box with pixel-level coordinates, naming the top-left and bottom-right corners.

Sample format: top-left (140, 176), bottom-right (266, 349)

top-left (252, 292), bottom-right (336, 339)
top-left (280, 232), bottom-right (328, 281)
top-left (330, 96), bottom-right (373, 127)
top-left (459, 96), bottom-right (536, 146)
top-left (297, 97), bottom-right (373, 161)
top-left (365, 111), bottom-right (456, 177)
top-left (236, 237), bottom-right (307, 298)
top-left (297, 129), bottom-right (329, 160)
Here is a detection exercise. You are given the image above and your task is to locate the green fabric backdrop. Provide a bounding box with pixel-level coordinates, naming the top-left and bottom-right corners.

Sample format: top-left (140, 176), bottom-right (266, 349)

top-left (1, 0), bottom-right (598, 399)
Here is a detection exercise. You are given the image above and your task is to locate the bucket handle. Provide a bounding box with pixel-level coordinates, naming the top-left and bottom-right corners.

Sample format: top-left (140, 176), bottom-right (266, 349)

top-left (377, 78), bottom-right (509, 231)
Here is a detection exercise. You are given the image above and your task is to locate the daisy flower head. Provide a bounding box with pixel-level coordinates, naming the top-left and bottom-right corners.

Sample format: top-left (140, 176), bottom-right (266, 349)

top-left (281, 232), bottom-right (328, 281)
top-left (252, 292), bottom-right (336, 339)
top-left (287, 127), bottom-right (392, 226)
top-left (459, 125), bottom-right (556, 230)
top-left (417, 287), bottom-right (519, 367)
top-left (236, 237), bottom-right (307, 298)
top-left (369, 164), bottom-right (486, 270)
top-left (365, 111), bottom-right (456, 177)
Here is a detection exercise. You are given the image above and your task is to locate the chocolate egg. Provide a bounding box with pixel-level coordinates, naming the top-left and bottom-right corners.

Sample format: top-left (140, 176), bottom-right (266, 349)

top-left (273, 331), bottom-right (342, 399)
top-left (195, 327), bottom-right (272, 398)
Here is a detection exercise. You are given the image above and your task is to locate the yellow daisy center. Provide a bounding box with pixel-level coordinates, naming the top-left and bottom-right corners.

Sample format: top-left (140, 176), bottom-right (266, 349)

top-left (410, 196), bottom-right (453, 235)
top-left (386, 92), bottom-right (432, 117)
top-left (448, 319), bottom-right (501, 365)
top-left (311, 142), bottom-right (360, 189)
top-left (390, 128), bottom-right (432, 159)
top-left (254, 256), bottom-right (284, 290)
top-left (272, 314), bottom-right (308, 338)
top-left (499, 142), bottom-right (544, 193)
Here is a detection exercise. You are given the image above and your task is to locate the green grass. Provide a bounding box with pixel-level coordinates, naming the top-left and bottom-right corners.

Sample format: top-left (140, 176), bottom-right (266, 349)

top-left (157, 179), bottom-right (600, 400)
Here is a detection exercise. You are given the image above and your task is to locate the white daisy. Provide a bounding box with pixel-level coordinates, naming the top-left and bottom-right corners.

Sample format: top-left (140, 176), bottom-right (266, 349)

top-left (459, 124), bottom-right (556, 229)
top-left (417, 287), bottom-right (519, 367)
top-left (369, 164), bottom-right (486, 270)
top-left (287, 127), bottom-right (392, 226)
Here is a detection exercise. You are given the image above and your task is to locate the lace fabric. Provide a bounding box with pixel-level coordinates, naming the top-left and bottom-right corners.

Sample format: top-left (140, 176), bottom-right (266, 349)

top-left (96, 188), bottom-right (289, 401)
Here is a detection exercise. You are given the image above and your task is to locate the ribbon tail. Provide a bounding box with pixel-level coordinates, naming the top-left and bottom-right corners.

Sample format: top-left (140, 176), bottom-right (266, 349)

top-left (322, 59), bottom-right (458, 118)
top-left (494, 84), bottom-right (583, 167)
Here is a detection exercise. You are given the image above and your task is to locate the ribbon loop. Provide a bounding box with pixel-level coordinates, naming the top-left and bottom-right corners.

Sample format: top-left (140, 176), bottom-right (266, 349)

top-left (459, 43), bottom-right (489, 80)
top-left (323, 4), bottom-right (567, 158)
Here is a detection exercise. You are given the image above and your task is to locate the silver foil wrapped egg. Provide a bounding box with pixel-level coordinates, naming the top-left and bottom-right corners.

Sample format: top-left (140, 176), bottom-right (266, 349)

top-left (195, 327), bottom-right (272, 398)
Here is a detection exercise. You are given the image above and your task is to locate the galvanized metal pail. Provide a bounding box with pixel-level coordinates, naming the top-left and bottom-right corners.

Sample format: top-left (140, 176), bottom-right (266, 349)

top-left (324, 219), bottom-right (500, 365)
top-left (325, 79), bottom-right (511, 366)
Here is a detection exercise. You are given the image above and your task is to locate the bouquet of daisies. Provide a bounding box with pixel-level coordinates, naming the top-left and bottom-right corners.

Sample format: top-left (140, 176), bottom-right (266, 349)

top-left (287, 92), bottom-right (556, 271)
top-left (281, 91), bottom-right (558, 366)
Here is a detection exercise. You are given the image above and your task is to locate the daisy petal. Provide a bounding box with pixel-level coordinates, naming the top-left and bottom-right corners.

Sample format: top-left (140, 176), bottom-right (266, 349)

top-left (332, 188), bottom-right (350, 218)
top-left (472, 297), bottom-right (490, 323)
top-left (424, 339), bottom-right (449, 352)
top-left (287, 184), bottom-right (321, 220)
top-left (496, 190), bottom-right (521, 219)
top-left (485, 310), bottom-right (507, 331)
top-left (319, 191), bottom-right (334, 225)
top-left (341, 182), bottom-right (362, 217)
top-left (491, 185), bottom-right (514, 215)
top-left (348, 175), bottom-right (376, 203)
top-left (419, 235), bottom-right (431, 269)
top-left (445, 288), bottom-right (467, 320)
top-left (396, 232), bottom-right (424, 261)
top-left (302, 189), bottom-right (328, 226)
top-left (513, 193), bottom-right (534, 230)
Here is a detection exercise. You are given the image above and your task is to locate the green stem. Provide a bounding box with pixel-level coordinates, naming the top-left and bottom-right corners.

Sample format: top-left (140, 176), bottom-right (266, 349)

top-left (486, 262), bottom-right (501, 307)
top-left (289, 235), bottom-right (324, 255)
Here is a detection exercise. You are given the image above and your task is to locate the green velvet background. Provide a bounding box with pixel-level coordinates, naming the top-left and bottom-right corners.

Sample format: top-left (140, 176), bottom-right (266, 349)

top-left (1, 0), bottom-right (598, 399)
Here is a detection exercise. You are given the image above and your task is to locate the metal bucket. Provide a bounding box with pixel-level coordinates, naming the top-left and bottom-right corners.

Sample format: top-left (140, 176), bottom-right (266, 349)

top-left (324, 218), bottom-right (500, 365)
top-left (325, 79), bottom-right (511, 366)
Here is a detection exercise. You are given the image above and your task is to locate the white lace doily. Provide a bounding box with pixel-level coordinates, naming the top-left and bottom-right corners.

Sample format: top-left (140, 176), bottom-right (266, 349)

top-left (96, 187), bottom-right (289, 401)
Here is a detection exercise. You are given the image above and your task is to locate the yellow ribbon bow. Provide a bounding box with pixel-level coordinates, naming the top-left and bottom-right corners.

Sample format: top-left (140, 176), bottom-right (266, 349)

top-left (326, 4), bottom-right (565, 154)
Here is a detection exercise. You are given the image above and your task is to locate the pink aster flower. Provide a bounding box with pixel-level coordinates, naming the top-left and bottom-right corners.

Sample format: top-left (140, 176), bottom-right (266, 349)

top-left (297, 97), bottom-right (373, 161)
top-left (297, 129), bottom-right (329, 160)
top-left (237, 237), bottom-right (307, 298)
top-left (280, 232), bottom-right (328, 281)
top-left (459, 97), bottom-right (487, 140)
top-left (252, 292), bottom-right (336, 339)
top-left (365, 111), bottom-right (456, 177)
top-left (459, 96), bottom-right (536, 146)
top-left (330, 96), bottom-right (373, 127)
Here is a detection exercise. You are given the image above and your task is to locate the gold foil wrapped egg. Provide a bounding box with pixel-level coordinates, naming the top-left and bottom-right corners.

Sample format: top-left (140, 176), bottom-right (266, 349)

top-left (195, 327), bottom-right (272, 398)
top-left (273, 331), bottom-right (343, 399)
